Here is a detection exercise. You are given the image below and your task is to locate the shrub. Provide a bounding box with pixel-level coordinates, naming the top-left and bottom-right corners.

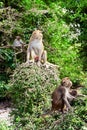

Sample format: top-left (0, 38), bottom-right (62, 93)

top-left (0, 82), bottom-right (10, 99)
top-left (0, 48), bottom-right (16, 82)
top-left (0, 121), bottom-right (13, 130)
top-left (10, 63), bottom-right (59, 129)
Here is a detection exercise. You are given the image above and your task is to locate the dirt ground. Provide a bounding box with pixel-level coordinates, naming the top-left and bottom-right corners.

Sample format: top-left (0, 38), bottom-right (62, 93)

top-left (0, 99), bottom-right (12, 126)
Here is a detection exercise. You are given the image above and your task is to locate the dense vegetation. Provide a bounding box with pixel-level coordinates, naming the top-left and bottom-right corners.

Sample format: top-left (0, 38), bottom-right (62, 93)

top-left (0, 0), bottom-right (87, 130)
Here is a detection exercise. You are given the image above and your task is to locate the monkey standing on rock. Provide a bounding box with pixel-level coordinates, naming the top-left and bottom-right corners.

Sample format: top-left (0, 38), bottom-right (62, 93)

top-left (41, 77), bottom-right (77, 118)
top-left (26, 30), bottom-right (47, 66)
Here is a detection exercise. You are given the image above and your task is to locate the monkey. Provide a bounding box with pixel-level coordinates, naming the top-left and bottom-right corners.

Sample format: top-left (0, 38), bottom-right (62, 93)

top-left (13, 36), bottom-right (24, 47)
top-left (13, 36), bottom-right (24, 51)
top-left (69, 90), bottom-right (77, 97)
top-left (42, 83), bottom-right (84, 118)
top-left (70, 89), bottom-right (86, 98)
top-left (26, 30), bottom-right (47, 66)
top-left (51, 77), bottom-right (75, 113)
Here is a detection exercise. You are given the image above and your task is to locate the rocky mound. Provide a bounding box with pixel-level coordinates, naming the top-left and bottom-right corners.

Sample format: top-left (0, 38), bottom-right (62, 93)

top-left (10, 62), bottom-right (59, 129)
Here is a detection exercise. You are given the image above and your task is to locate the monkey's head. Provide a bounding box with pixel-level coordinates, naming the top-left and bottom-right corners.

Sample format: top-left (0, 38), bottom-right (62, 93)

top-left (61, 77), bottom-right (72, 88)
top-left (70, 90), bottom-right (77, 97)
top-left (16, 36), bottom-right (20, 40)
top-left (32, 30), bottom-right (43, 40)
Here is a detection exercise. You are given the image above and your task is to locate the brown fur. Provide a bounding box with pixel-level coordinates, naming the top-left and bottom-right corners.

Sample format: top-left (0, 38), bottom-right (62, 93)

top-left (70, 90), bottom-right (77, 97)
top-left (51, 77), bottom-right (74, 113)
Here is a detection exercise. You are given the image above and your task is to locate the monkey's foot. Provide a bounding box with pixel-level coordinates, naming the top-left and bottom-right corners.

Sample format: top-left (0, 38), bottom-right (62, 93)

top-left (25, 61), bottom-right (35, 66)
top-left (37, 61), bottom-right (41, 67)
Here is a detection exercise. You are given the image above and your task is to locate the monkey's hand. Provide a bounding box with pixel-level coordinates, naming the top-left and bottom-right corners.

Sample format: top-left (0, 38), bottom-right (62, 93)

top-left (26, 60), bottom-right (33, 65)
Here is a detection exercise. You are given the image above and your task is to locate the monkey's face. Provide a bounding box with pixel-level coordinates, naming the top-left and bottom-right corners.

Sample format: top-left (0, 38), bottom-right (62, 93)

top-left (16, 36), bottom-right (20, 40)
top-left (32, 30), bottom-right (43, 40)
top-left (61, 77), bottom-right (72, 88)
top-left (70, 90), bottom-right (77, 97)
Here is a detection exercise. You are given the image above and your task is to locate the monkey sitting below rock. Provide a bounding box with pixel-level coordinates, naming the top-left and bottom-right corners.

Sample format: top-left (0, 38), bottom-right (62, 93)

top-left (51, 77), bottom-right (76, 113)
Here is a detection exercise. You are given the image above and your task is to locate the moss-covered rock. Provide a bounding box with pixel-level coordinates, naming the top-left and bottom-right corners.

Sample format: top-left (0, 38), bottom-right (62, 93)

top-left (10, 62), bottom-right (59, 128)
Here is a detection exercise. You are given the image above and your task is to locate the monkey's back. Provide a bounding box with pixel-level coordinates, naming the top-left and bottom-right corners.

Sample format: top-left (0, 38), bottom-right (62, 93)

top-left (51, 86), bottom-right (65, 111)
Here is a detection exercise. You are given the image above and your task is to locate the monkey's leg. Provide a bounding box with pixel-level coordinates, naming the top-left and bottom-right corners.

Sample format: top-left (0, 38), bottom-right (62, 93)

top-left (26, 49), bottom-right (30, 63)
top-left (41, 50), bottom-right (47, 64)
top-left (61, 100), bottom-right (65, 113)
top-left (31, 49), bottom-right (36, 63)
top-left (36, 50), bottom-right (42, 66)
top-left (63, 96), bottom-right (71, 110)
top-left (68, 93), bottom-right (76, 101)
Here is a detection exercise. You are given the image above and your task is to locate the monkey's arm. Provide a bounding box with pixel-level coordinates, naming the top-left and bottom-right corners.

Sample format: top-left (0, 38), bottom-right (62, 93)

top-left (63, 96), bottom-right (71, 109)
top-left (68, 93), bottom-right (76, 101)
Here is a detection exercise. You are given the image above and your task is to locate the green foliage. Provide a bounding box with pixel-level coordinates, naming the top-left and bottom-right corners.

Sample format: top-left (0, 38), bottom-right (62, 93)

top-left (20, 113), bottom-right (85, 130)
top-left (51, 114), bottom-right (84, 130)
top-left (21, 0), bottom-right (46, 10)
top-left (0, 121), bottom-right (14, 130)
top-left (0, 48), bottom-right (16, 82)
top-left (41, 11), bottom-right (83, 83)
top-left (0, 2), bottom-right (3, 7)
top-left (0, 49), bottom-right (15, 68)
top-left (59, 0), bottom-right (87, 70)
top-left (21, 12), bottom-right (47, 43)
top-left (0, 82), bottom-right (10, 99)
top-left (0, 49), bottom-right (13, 97)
